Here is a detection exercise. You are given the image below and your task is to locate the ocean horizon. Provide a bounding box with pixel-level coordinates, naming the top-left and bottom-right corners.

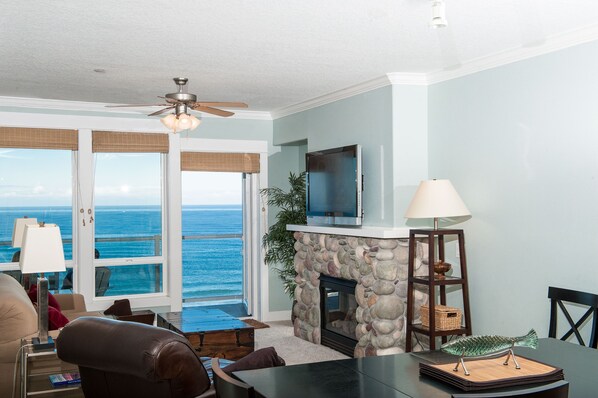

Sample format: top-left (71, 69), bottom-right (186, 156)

top-left (0, 205), bottom-right (243, 299)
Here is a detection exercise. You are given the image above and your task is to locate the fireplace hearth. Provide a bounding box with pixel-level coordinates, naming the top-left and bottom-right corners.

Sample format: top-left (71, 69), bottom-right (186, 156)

top-left (320, 275), bottom-right (358, 357)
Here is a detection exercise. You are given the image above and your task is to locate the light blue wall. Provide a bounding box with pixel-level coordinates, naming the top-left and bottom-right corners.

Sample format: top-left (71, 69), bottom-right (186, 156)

top-left (393, 85), bottom-right (428, 227)
top-left (274, 86), bottom-right (395, 226)
top-left (267, 143), bottom-right (307, 311)
top-left (428, 39), bottom-right (598, 337)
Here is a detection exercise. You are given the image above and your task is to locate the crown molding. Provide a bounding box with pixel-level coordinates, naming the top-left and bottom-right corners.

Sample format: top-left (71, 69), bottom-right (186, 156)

top-left (271, 75), bottom-right (389, 119)
top-left (427, 24), bottom-right (598, 84)
top-left (386, 72), bottom-right (429, 85)
top-left (0, 96), bottom-right (272, 120)
top-left (272, 73), bottom-right (429, 119)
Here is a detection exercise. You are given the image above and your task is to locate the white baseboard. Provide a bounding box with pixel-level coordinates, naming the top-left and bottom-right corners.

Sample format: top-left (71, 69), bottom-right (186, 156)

top-left (262, 310), bottom-right (292, 322)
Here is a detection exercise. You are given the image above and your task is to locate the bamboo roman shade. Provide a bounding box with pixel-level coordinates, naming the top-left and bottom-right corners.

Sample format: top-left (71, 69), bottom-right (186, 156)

top-left (0, 127), bottom-right (78, 150)
top-left (181, 152), bottom-right (260, 173)
top-left (92, 131), bottom-right (169, 153)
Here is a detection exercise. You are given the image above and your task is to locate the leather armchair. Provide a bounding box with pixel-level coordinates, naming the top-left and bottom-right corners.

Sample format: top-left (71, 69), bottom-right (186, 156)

top-left (56, 316), bottom-right (213, 398)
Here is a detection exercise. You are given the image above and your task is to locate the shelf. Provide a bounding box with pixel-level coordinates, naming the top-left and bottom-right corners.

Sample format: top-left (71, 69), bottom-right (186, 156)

top-left (21, 339), bottom-right (82, 398)
top-left (410, 325), bottom-right (469, 337)
top-left (410, 276), bottom-right (466, 285)
top-left (405, 228), bottom-right (472, 351)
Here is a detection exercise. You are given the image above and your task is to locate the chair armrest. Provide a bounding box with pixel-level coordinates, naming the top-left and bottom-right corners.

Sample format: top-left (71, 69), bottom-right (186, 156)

top-left (54, 294), bottom-right (87, 312)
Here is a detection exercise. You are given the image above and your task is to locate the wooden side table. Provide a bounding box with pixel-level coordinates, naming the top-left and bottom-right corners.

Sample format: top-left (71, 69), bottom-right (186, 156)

top-left (19, 339), bottom-right (83, 398)
top-left (405, 229), bottom-right (472, 351)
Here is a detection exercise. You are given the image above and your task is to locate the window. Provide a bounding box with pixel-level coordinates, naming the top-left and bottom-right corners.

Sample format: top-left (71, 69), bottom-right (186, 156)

top-left (93, 152), bottom-right (164, 296)
top-left (0, 148), bottom-right (73, 289)
top-left (181, 172), bottom-right (243, 302)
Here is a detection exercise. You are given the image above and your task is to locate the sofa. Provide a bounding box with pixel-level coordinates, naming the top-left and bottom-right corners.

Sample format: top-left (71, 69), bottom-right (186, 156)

top-left (0, 273), bottom-right (101, 398)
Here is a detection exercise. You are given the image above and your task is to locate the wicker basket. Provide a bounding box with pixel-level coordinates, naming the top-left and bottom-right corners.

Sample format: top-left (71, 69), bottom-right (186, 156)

top-left (420, 304), bottom-right (462, 331)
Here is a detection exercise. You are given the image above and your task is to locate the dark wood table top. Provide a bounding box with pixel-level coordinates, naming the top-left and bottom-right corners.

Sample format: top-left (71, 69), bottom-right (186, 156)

top-left (156, 307), bottom-right (251, 334)
top-left (234, 338), bottom-right (598, 398)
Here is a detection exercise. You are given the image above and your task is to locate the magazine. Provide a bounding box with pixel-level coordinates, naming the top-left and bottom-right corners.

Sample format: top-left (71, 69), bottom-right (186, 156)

top-left (48, 372), bottom-right (81, 387)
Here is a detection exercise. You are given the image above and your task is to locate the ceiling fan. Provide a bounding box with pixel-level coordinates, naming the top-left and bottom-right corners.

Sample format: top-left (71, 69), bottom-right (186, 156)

top-left (106, 77), bottom-right (248, 132)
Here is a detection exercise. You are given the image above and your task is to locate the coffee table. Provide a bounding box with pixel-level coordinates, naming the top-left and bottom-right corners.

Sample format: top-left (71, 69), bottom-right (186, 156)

top-left (156, 307), bottom-right (254, 360)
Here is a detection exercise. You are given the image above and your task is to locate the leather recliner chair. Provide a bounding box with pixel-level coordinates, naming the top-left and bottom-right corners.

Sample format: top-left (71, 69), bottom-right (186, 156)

top-left (56, 316), bottom-right (214, 398)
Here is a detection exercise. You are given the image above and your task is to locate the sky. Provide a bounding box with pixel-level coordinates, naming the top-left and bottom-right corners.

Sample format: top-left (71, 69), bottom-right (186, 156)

top-left (0, 149), bottom-right (242, 207)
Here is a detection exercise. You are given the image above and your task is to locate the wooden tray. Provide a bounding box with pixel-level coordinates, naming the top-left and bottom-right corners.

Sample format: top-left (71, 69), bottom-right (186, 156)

top-left (419, 354), bottom-right (564, 391)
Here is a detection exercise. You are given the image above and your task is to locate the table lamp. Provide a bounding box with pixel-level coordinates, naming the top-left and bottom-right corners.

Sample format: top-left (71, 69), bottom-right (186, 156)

top-left (12, 217), bottom-right (38, 248)
top-left (19, 223), bottom-right (66, 350)
top-left (405, 179), bottom-right (470, 229)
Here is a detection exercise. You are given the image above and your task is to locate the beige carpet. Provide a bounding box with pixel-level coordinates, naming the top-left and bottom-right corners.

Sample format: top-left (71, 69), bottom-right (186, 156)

top-left (254, 320), bottom-right (349, 365)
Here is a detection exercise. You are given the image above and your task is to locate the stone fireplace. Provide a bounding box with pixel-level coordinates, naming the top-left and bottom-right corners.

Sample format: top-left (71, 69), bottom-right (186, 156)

top-left (290, 226), bottom-right (430, 357)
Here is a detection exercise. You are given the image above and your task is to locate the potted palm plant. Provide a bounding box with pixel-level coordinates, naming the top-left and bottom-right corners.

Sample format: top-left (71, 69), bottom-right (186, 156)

top-left (261, 172), bottom-right (306, 300)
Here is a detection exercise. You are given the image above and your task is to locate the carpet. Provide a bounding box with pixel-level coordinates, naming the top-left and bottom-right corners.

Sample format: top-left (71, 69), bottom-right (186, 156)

top-left (242, 318), bottom-right (270, 329)
top-left (255, 321), bottom-right (349, 365)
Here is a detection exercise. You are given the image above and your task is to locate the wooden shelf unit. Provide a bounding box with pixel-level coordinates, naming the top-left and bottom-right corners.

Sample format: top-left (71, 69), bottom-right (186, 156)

top-left (405, 228), bottom-right (472, 351)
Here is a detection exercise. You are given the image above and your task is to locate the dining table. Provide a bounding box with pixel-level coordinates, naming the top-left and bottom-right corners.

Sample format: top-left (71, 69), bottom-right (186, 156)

top-left (233, 338), bottom-right (598, 397)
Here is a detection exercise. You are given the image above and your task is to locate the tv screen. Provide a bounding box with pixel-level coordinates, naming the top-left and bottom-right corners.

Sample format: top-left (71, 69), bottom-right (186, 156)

top-left (305, 144), bottom-right (362, 226)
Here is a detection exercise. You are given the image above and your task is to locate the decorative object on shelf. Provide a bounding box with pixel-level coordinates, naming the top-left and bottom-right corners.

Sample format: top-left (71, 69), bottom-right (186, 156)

top-left (421, 304), bottom-right (462, 331)
top-left (433, 259), bottom-right (452, 279)
top-left (441, 329), bottom-right (539, 376)
top-left (17, 222), bottom-right (66, 351)
top-left (261, 172), bottom-right (306, 299)
top-left (405, 179), bottom-right (470, 230)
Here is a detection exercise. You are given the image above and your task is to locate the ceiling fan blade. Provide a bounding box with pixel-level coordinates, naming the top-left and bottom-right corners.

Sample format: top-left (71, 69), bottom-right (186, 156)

top-left (192, 105), bottom-right (235, 117)
top-left (157, 96), bottom-right (179, 104)
top-left (147, 106), bottom-right (175, 117)
top-left (105, 104), bottom-right (170, 108)
top-left (194, 102), bottom-right (248, 108)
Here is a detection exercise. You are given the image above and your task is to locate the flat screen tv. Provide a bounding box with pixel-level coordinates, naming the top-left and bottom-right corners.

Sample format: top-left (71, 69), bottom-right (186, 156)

top-left (305, 144), bottom-right (363, 226)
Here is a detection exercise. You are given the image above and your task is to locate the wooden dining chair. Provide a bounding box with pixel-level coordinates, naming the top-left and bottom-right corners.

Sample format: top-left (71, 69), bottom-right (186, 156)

top-left (451, 380), bottom-right (569, 398)
top-left (548, 286), bottom-right (598, 348)
top-left (211, 357), bottom-right (255, 398)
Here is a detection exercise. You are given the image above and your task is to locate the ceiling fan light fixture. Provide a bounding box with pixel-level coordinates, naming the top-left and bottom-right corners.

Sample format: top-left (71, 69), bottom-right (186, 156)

top-left (177, 113), bottom-right (192, 130)
top-left (160, 113), bottom-right (201, 133)
top-left (190, 115), bottom-right (201, 130)
top-left (160, 114), bottom-right (177, 130)
top-left (430, 0), bottom-right (448, 28)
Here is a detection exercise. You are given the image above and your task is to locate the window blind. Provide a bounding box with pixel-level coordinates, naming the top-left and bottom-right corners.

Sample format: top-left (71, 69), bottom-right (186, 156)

top-left (92, 131), bottom-right (169, 153)
top-left (0, 127), bottom-right (78, 150)
top-left (181, 152), bottom-right (260, 173)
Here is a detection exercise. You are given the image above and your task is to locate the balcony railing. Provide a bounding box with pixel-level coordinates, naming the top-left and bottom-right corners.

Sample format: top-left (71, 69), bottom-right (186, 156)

top-left (0, 233), bottom-right (243, 300)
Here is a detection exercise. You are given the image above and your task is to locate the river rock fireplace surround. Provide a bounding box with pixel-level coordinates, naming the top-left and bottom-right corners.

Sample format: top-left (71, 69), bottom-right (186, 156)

top-left (289, 225), bottom-right (430, 357)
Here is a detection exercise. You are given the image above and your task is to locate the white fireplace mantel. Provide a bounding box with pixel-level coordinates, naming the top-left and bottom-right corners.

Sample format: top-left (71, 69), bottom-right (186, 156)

top-left (286, 224), bottom-right (410, 239)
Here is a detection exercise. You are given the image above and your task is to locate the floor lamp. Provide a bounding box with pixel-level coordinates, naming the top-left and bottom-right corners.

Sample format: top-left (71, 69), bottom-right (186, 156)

top-left (19, 223), bottom-right (66, 351)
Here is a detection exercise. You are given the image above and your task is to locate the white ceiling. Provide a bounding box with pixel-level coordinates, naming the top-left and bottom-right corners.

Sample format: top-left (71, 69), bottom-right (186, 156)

top-left (1, 1), bottom-right (598, 115)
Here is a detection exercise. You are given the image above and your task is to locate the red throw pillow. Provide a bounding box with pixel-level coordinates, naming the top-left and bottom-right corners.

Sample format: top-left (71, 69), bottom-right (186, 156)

top-left (28, 284), bottom-right (61, 311)
top-left (48, 305), bottom-right (69, 330)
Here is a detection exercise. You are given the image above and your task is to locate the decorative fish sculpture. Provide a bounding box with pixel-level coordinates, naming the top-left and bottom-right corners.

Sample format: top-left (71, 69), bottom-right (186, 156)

top-left (441, 329), bottom-right (538, 357)
top-left (440, 329), bottom-right (538, 376)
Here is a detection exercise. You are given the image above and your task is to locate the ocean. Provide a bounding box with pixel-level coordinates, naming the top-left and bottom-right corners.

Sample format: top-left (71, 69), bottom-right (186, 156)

top-left (0, 205), bottom-right (243, 299)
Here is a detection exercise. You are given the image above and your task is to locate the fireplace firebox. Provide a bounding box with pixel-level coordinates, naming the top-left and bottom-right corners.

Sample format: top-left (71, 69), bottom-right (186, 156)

top-left (319, 275), bottom-right (358, 357)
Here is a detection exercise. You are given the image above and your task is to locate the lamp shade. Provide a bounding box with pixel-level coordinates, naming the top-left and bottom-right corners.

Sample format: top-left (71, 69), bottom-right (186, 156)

top-left (19, 224), bottom-right (66, 274)
top-left (12, 217), bottom-right (38, 248)
top-left (405, 179), bottom-right (470, 219)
